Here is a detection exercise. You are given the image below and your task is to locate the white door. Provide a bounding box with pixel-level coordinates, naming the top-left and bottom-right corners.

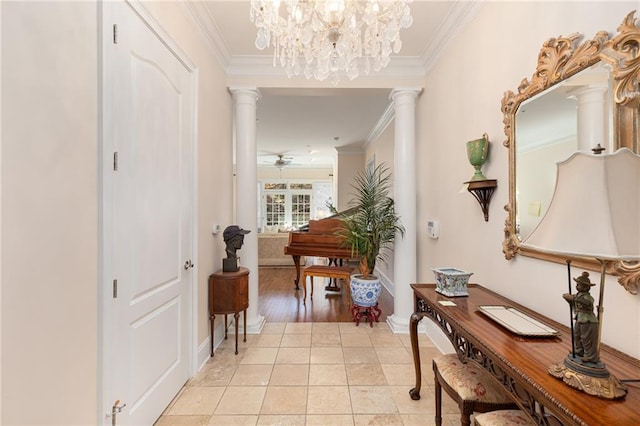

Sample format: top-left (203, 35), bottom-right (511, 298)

top-left (107, 2), bottom-right (194, 424)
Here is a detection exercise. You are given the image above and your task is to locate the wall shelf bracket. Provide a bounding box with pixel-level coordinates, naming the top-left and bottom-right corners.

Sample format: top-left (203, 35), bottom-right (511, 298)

top-left (465, 179), bottom-right (498, 222)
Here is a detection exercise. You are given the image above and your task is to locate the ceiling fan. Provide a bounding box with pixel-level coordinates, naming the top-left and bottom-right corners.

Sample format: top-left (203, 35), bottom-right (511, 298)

top-left (273, 154), bottom-right (293, 169)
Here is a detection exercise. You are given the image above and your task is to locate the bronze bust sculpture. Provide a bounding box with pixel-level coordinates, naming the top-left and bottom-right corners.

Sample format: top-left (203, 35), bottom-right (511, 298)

top-left (222, 225), bottom-right (250, 272)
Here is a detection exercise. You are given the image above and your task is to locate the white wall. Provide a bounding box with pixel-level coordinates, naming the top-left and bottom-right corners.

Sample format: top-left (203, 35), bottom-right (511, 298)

top-left (1, 1), bottom-right (233, 424)
top-left (417, 1), bottom-right (640, 358)
top-left (335, 149), bottom-right (364, 210)
top-left (365, 121), bottom-right (396, 283)
top-left (257, 166), bottom-right (332, 180)
top-left (1, 2), bottom-right (99, 423)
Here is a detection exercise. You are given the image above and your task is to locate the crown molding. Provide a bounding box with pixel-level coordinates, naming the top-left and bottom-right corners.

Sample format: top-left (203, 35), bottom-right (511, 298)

top-left (181, 0), bottom-right (230, 67)
top-left (421, 1), bottom-right (484, 74)
top-left (365, 102), bottom-right (395, 148)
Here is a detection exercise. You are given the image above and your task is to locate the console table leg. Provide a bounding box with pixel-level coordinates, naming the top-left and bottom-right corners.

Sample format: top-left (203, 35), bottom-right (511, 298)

top-left (409, 312), bottom-right (427, 400)
top-left (243, 309), bottom-right (247, 342)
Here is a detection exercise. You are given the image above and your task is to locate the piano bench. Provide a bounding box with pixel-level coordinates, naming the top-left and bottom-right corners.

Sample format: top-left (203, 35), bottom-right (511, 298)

top-left (302, 265), bottom-right (353, 304)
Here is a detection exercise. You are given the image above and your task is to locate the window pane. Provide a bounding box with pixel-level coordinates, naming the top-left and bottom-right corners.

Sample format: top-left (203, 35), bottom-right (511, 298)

top-left (290, 183), bottom-right (312, 190)
top-left (265, 193), bottom-right (286, 226)
top-left (291, 193), bottom-right (311, 227)
top-left (265, 183), bottom-right (287, 190)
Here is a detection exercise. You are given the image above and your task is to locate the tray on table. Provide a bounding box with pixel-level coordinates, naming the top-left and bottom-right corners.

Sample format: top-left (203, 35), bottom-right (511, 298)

top-left (477, 305), bottom-right (559, 337)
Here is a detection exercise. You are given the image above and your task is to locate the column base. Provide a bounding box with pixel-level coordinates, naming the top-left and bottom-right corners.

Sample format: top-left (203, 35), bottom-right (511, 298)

top-left (386, 313), bottom-right (411, 334)
top-left (233, 314), bottom-right (265, 335)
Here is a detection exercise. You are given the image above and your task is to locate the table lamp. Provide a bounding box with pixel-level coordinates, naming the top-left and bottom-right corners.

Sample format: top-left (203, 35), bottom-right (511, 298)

top-left (521, 147), bottom-right (640, 400)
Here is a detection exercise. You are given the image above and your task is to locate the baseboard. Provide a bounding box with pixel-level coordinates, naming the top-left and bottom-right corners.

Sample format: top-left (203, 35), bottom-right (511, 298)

top-left (376, 267), bottom-right (394, 297)
top-left (196, 337), bottom-right (211, 373)
top-left (258, 259), bottom-right (294, 267)
top-left (195, 318), bottom-right (237, 373)
top-left (424, 321), bottom-right (455, 354)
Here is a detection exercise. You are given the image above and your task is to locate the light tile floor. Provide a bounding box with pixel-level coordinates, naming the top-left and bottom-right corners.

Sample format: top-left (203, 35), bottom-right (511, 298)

top-left (155, 322), bottom-right (464, 425)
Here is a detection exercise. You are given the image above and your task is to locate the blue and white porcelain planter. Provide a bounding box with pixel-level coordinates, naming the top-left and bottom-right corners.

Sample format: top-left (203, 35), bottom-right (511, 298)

top-left (432, 267), bottom-right (473, 297)
top-left (350, 274), bottom-right (382, 307)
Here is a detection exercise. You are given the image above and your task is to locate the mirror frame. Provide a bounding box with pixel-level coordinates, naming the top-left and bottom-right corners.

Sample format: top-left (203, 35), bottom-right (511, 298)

top-left (502, 11), bottom-right (640, 294)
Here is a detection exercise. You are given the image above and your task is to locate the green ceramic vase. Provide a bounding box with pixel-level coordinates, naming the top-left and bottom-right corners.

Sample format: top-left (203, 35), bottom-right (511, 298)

top-left (466, 133), bottom-right (489, 181)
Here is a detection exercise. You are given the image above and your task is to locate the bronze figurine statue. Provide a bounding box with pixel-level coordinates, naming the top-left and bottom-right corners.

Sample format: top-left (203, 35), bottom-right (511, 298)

top-left (222, 225), bottom-right (250, 272)
top-left (563, 271), bottom-right (599, 364)
top-left (549, 270), bottom-right (626, 399)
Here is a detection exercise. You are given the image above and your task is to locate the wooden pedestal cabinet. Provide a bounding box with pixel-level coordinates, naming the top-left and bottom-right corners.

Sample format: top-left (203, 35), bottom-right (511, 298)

top-left (208, 267), bottom-right (249, 356)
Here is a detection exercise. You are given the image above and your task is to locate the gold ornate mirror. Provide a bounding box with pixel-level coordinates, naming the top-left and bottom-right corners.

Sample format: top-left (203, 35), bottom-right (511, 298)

top-left (502, 11), bottom-right (640, 294)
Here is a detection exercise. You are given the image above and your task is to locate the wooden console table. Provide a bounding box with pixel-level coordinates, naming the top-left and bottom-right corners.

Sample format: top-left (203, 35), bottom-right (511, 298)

top-left (209, 267), bottom-right (249, 356)
top-left (409, 284), bottom-right (640, 425)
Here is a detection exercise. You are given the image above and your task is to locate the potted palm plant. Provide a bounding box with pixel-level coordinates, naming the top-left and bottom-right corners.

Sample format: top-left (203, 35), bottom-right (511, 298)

top-left (331, 163), bottom-right (404, 309)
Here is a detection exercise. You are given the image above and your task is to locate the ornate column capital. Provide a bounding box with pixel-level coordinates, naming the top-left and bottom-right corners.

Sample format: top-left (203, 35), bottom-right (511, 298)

top-left (390, 87), bottom-right (422, 105)
top-left (229, 86), bottom-right (262, 103)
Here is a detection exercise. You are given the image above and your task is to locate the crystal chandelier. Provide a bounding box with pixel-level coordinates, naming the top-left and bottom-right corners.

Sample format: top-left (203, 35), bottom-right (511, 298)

top-left (249, 0), bottom-right (413, 85)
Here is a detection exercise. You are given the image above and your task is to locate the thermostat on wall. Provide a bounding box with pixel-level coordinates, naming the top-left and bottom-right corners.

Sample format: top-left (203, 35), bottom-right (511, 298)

top-left (427, 220), bottom-right (440, 239)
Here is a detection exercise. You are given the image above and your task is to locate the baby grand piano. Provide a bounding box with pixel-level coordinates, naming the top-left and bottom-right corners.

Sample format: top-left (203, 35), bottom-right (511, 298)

top-left (284, 216), bottom-right (355, 290)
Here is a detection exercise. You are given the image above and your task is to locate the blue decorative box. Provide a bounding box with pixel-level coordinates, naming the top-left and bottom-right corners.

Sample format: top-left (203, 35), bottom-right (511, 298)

top-left (432, 267), bottom-right (473, 297)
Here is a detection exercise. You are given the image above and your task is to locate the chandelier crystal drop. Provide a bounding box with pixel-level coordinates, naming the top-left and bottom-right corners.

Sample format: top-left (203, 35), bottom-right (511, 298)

top-left (249, 0), bottom-right (413, 85)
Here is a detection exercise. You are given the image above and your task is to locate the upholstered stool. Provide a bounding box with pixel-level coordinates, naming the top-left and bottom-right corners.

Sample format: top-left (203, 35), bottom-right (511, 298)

top-left (474, 410), bottom-right (534, 425)
top-left (433, 354), bottom-right (518, 426)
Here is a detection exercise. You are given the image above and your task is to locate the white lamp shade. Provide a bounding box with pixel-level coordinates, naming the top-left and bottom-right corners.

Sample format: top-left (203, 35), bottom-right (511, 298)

top-left (521, 148), bottom-right (640, 260)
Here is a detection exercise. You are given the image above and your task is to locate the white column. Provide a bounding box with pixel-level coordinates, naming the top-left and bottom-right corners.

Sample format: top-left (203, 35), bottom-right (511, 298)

top-left (230, 87), bottom-right (265, 334)
top-left (573, 85), bottom-right (608, 152)
top-left (387, 88), bottom-right (421, 334)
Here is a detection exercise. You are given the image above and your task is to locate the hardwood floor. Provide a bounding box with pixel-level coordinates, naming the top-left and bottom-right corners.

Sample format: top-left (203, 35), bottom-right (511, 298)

top-left (258, 266), bottom-right (394, 323)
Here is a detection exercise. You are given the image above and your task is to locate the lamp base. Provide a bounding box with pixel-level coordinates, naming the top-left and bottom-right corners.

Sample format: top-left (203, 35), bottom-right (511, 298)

top-left (549, 354), bottom-right (627, 399)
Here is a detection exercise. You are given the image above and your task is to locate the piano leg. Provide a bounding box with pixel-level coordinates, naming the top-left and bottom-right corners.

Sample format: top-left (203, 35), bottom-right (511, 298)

top-left (325, 258), bottom-right (341, 292)
top-left (292, 255), bottom-right (301, 290)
